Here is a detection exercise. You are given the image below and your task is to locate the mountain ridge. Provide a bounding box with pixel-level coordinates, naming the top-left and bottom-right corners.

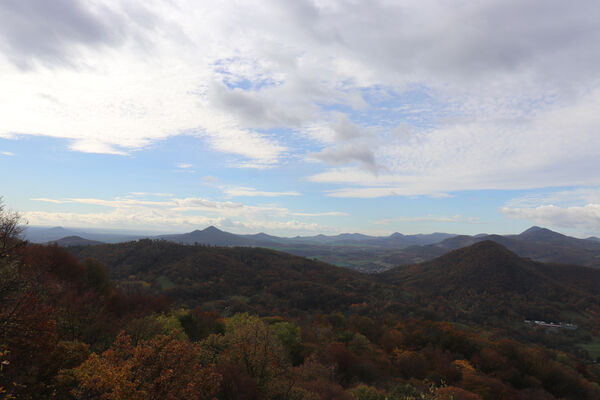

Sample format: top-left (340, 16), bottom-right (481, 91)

top-left (28, 225), bottom-right (600, 270)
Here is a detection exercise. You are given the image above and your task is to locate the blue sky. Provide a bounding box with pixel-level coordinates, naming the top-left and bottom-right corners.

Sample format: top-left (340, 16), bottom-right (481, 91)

top-left (1, 0), bottom-right (600, 237)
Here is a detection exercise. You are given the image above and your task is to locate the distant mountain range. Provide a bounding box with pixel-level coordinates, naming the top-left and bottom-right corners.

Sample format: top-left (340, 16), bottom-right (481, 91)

top-left (25, 224), bottom-right (600, 270)
top-left (384, 226), bottom-right (600, 269)
top-left (25, 225), bottom-right (455, 249)
top-left (156, 226), bottom-right (455, 248)
top-left (24, 226), bottom-right (144, 244)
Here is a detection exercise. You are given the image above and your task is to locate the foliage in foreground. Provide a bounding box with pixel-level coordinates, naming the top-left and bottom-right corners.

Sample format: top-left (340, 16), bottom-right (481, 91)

top-left (2, 240), bottom-right (600, 400)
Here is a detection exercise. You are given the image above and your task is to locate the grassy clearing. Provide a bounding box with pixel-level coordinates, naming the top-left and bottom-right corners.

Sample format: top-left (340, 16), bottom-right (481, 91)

top-left (579, 338), bottom-right (600, 360)
top-left (156, 275), bottom-right (176, 290)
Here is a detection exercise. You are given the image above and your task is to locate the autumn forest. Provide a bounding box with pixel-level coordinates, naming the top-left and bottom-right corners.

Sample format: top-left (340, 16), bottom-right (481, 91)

top-left (1, 201), bottom-right (600, 400)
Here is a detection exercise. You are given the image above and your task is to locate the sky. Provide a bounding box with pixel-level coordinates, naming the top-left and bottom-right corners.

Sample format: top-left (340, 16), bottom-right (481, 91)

top-left (1, 0), bottom-right (600, 237)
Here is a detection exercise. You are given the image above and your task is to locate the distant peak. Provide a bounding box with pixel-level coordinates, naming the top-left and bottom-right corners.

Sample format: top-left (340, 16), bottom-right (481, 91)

top-left (338, 233), bottom-right (367, 238)
top-left (203, 225), bottom-right (222, 233)
top-left (519, 226), bottom-right (566, 238)
top-left (390, 232), bottom-right (405, 238)
top-left (520, 226), bottom-right (545, 234)
top-left (253, 232), bottom-right (274, 239)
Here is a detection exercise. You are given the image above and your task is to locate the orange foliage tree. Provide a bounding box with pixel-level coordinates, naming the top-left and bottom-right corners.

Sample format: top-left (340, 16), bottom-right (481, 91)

top-left (70, 332), bottom-right (221, 400)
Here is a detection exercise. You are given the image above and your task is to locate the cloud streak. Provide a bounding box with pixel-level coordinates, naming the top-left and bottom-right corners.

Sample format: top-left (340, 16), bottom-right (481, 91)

top-left (28, 195), bottom-right (340, 235)
top-left (222, 187), bottom-right (301, 198)
top-left (292, 211), bottom-right (348, 217)
top-left (374, 215), bottom-right (481, 225)
top-left (505, 188), bottom-right (600, 208)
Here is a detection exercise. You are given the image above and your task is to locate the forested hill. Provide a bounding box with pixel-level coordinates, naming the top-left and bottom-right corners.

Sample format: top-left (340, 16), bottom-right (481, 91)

top-left (67, 239), bottom-right (380, 315)
top-left (386, 226), bottom-right (600, 268)
top-left (383, 240), bottom-right (600, 296)
top-left (380, 241), bottom-right (600, 330)
top-left (69, 239), bottom-right (600, 331)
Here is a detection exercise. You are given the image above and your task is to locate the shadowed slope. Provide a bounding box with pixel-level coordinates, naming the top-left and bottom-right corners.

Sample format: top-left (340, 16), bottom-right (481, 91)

top-left (381, 241), bottom-right (600, 324)
top-left (68, 239), bottom-right (379, 315)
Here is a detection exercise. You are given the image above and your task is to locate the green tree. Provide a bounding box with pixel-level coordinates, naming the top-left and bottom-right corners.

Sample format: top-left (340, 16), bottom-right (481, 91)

top-left (224, 314), bottom-right (291, 396)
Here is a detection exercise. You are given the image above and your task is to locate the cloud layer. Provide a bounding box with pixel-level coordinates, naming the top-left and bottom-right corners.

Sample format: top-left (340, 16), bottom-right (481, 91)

top-left (502, 204), bottom-right (600, 234)
top-left (2, 0), bottom-right (600, 193)
top-left (27, 195), bottom-right (344, 235)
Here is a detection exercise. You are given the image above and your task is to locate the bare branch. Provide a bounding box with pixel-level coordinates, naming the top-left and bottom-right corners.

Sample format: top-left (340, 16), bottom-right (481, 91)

top-left (0, 197), bottom-right (27, 257)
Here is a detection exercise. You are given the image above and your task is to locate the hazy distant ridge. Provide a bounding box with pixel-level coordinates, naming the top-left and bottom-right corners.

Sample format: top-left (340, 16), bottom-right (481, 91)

top-left (26, 225), bottom-right (600, 270)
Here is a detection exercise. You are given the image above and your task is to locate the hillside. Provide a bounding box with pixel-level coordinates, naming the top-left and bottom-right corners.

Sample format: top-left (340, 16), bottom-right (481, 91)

top-left (68, 239), bottom-right (379, 314)
top-left (381, 241), bottom-right (600, 327)
top-left (69, 240), bottom-right (600, 332)
top-left (46, 235), bottom-right (104, 247)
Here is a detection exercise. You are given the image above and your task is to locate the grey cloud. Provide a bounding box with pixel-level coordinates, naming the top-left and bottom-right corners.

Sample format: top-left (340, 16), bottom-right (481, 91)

top-left (0, 0), bottom-right (125, 69)
top-left (0, 0), bottom-right (159, 69)
top-left (312, 145), bottom-right (378, 171)
top-left (333, 115), bottom-right (363, 141)
top-left (208, 81), bottom-right (308, 129)
top-left (270, 0), bottom-right (600, 90)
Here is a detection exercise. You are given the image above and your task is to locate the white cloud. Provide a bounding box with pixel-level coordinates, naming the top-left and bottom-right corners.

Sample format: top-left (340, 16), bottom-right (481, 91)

top-left (201, 176), bottom-right (219, 184)
top-left (23, 209), bottom-right (328, 235)
top-left (222, 187), bottom-right (301, 197)
top-left (129, 192), bottom-right (173, 197)
top-left (176, 163), bottom-right (193, 169)
top-left (2, 0), bottom-right (600, 184)
top-left (27, 195), bottom-right (340, 235)
top-left (292, 211), bottom-right (348, 217)
top-left (310, 86), bottom-right (600, 197)
top-left (501, 204), bottom-right (600, 234)
top-left (0, 0), bottom-right (287, 167)
top-left (374, 215), bottom-right (480, 225)
top-left (505, 187), bottom-right (600, 208)
top-left (23, 209), bottom-right (220, 231)
top-left (0, 151), bottom-right (13, 156)
top-left (30, 197), bottom-right (64, 203)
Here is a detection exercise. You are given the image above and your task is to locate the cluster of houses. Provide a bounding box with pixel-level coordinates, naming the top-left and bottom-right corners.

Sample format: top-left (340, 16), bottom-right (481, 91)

top-left (524, 320), bottom-right (578, 330)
